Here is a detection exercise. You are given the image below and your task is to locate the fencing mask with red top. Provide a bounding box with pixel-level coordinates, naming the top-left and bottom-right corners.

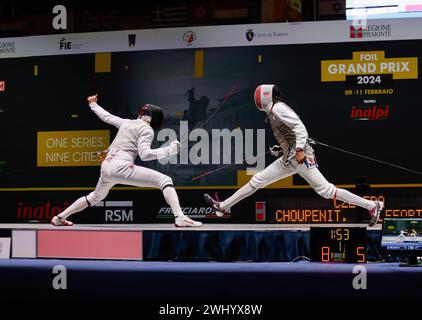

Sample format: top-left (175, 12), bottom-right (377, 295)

top-left (254, 84), bottom-right (281, 112)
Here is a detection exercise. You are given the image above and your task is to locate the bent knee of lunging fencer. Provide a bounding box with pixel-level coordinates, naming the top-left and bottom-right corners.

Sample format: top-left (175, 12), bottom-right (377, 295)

top-left (158, 175), bottom-right (173, 190)
top-left (86, 191), bottom-right (109, 206)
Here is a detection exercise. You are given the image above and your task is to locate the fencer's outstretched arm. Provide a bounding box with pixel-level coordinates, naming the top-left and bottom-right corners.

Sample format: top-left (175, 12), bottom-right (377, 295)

top-left (87, 94), bottom-right (124, 128)
top-left (138, 127), bottom-right (179, 161)
top-left (272, 102), bottom-right (308, 149)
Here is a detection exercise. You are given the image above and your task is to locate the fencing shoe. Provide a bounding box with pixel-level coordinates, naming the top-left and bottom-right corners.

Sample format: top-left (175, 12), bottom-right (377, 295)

top-left (175, 215), bottom-right (202, 228)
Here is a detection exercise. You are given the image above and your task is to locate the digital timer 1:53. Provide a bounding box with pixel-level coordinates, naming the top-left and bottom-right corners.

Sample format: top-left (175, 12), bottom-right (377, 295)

top-left (310, 227), bottom-right (367, 263)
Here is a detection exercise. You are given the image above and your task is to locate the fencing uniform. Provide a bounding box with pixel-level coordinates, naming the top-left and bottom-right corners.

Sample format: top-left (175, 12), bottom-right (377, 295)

top-left (52, 101), bottom-right (202, 227)
top-left (85, 102), bottom-right (175, 205)
top-left (205, 84), bottom-right (383, 226)
top-left (249, 100), bottom-right (336, 198)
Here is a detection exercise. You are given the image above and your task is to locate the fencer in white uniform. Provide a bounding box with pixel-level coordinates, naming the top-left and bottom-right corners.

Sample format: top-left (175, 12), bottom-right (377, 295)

top-left (51, 94), bottom-right (202, 227)
top-left (205, 84), bottom-right (383, 226)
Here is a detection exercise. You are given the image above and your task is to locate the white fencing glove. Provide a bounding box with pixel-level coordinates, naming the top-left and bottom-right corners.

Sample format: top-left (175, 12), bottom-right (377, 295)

top-left (167, 140), bottom-right (180, 157)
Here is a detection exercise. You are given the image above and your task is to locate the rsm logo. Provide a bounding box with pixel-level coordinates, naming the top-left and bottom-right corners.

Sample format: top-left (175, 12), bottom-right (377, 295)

top-left (95, 201), bottom-right (134, 222)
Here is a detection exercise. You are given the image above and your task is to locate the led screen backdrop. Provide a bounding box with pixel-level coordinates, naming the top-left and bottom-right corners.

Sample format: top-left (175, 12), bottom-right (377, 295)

top-left (0, 41), bottom-right (420, 187)
top-left (0, 19), bottom-right (421, 223)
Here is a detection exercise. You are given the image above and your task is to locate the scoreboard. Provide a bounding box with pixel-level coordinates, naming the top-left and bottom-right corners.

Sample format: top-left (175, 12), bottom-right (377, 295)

top-left (310, 227), bottom-right (367, 263)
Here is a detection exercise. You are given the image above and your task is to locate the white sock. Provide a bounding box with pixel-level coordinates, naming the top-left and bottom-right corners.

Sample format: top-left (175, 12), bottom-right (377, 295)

top-left (57, 196), bottom-right (89, 220)
top-left (336, 188), bottom-right (375, 211)
top-left (220, 182), bottom-right (257, 211)
top-left (162, 187), bottom-right (184, 218)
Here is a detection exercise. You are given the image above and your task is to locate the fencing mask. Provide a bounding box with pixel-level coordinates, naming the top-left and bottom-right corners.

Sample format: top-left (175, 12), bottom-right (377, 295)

top-left (138, 104), bottom-right (164, 130)
top-left (254, 84), bottom-right (281, 111)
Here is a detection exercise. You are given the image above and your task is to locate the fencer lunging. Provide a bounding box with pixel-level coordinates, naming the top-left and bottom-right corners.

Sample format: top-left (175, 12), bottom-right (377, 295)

top-left (51, 94), bottom-right (202, 227)
top-left (205, 84), bottom-right (383, 226)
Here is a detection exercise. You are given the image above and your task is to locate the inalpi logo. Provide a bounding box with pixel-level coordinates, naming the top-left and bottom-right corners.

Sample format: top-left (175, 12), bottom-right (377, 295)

top-left (351, 100), bottom-right (390, 121)
top-left (17, 201), bottom-right (69, 221)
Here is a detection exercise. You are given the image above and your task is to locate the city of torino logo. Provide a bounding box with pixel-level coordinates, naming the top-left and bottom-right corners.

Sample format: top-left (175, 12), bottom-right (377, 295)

top-left (246, 29), bottom-right (254, 42)
top-left (321, 51), bottom-right (418, 82)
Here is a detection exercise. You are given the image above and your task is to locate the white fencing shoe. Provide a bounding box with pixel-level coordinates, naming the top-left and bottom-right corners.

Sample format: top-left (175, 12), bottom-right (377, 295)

top-left (368, 201), bottom-right (384, 226)
top-left (204, 193), bottom-right (229, 218)
top-left (175, 215), bottom-right (202, 228)
top-left (51, 216), bottom-right (74, 227)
